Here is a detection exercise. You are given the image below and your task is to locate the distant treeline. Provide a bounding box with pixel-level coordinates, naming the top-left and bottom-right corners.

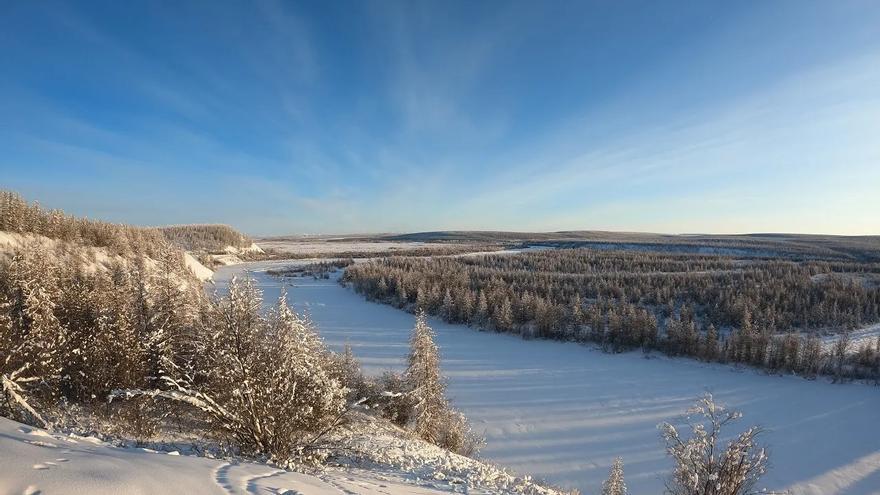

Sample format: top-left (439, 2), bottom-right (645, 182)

top-left (259, 243), bottom-right (504, 260)
top-left (383, 231), bottom-right (880, 262)
top-left (344, 249), bottom-right (880, 380)
top-left (159, 224), bottom-right (253, 252)
top-left (267, 259), bottom-right (355, 279)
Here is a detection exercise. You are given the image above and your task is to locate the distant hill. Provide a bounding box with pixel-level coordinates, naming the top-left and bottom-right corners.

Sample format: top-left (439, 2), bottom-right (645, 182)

top-left (381, 230), bottom-right (880, 262)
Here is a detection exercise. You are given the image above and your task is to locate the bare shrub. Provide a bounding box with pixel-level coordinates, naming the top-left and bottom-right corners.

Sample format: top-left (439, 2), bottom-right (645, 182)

top-left (111, 396), bottom-right (160, 446)
top-left (436, 407), bottom-right (485, 457)
top-left (659, 394), bottom-right (769, 495)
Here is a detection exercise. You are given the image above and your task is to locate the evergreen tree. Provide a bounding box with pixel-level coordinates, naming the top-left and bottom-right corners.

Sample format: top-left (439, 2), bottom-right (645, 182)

top-left (494, 296), bottom-right (513, 331)
top-left (474, 291), bottom-right (489, 326)
top-left (702, 324), bottom-right (719, 362)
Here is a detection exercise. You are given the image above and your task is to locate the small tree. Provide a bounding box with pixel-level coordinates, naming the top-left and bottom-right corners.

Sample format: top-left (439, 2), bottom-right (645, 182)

top-left (406, 310), bottom-right (446, 444)
top-left (833, 330), bottom-right (851, 381)
top-left (659, 394), bottom-right (768, 495)
top-left (602, 457), bottom-right (627, 495)
top-left (405, 311), bottom-right (483, 456)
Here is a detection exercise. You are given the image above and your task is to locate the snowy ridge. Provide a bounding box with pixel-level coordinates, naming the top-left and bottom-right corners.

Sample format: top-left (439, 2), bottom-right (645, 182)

top-left (223, 242), bottom-right (264, 255)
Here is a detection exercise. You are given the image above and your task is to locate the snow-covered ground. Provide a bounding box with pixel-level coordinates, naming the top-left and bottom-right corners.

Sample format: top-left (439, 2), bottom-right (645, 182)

top-left (821, 323), bottom-right (880, 353)
top-left (0, 416), bottom-right (543, 495)
top-left (215, 262), bottom-right (880, 495)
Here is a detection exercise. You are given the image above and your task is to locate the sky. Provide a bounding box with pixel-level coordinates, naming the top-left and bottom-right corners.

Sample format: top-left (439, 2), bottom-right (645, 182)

top-left (1, 1), bottom-right (879, 236)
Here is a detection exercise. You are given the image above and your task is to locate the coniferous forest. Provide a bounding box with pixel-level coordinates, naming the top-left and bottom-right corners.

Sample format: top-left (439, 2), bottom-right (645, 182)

top-left (343, 249), bottom-right (880, 380)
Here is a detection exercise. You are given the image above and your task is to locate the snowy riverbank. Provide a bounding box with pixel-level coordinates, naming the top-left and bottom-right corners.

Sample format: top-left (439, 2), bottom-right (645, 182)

top-left (215, 261), bottom-right (880, 495)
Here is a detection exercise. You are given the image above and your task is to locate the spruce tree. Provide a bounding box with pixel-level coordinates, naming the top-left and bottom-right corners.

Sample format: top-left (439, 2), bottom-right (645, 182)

top-left (494, 296), bottom-right (513, 331)
top-left (703, 324), bottom-right (719, 362)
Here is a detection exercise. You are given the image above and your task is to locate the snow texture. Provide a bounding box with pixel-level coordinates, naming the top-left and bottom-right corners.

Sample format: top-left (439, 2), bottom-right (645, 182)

top-left (0, 416), bottom-right (504, 495)
top-left (185, 252), bottom-right (215, 281)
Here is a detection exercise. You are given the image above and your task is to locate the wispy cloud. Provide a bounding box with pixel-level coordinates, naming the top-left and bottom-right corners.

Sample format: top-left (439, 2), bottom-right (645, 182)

top-left (2, 1), bottom-right (879, 234)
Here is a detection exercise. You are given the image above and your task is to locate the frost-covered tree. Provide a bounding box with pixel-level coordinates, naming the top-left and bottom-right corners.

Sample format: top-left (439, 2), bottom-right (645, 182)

top-left (702, 324), bottom-right (719, 362)
top-left (602, 457), bottom-right (627, 495)
top-left (833, 330), bottom-right (851, 381)
top-left (494, 296), bottom-right (513, 331)
top-left (406, 310), bottom-right (446, 445)
top-left (474, 291), bottom-right (489, 326)
top-left (0, 248), bottom-right (65, 426)
top-left (115, 279), bottom-right (346, 463)
top-left (659, 394), bottom-right (768, 495)
top-left (402, 311), bottom-right (482, 455)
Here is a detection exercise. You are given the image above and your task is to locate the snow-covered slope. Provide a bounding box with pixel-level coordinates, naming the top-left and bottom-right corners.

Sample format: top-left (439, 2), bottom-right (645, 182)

top-left (0, 417), bottom-right (447, 495)
top-left (224, 242), bottom-right (264, 255)
top-left (0, 414), bottom-right (566, 495)
top-left (184, 252), bottom-right (215, 281)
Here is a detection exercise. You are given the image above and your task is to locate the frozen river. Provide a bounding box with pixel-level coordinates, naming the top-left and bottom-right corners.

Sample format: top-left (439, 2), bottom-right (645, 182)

top-left (214, 261), bottom-right (880, 495)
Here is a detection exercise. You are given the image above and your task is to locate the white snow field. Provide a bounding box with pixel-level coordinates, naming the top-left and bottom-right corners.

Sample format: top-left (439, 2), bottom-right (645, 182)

top-left (214, 262), bottom-right (880, 495)
top-left (0, 416), bottom-right (499, 495)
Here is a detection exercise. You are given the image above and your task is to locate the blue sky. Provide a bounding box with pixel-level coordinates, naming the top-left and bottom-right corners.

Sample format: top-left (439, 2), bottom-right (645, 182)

top-left (1, 1), bottom-right (879, 235)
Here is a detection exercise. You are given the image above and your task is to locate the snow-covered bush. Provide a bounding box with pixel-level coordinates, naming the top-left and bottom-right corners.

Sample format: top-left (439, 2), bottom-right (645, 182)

top-left (115, 279), bottom-right (347, 463)
top-left (328, 343), bottom-right (369, 402)
top-left (366, 371), bottom-right (414, 426)
top-left (110, 396), bottom-right (161, 446)
top-left (435, 407), bottom-right (485, 457)
top-left (659, 393), bottom-right (768, 495)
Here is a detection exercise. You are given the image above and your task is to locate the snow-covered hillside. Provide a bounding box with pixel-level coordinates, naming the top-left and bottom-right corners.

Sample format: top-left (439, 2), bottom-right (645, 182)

top-left (0, 413), bottom-right (567, 495)
top-left (0, 417), bottom-right (442, 495)
top-left (214, 262), bottom-right (880, 495)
